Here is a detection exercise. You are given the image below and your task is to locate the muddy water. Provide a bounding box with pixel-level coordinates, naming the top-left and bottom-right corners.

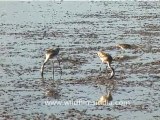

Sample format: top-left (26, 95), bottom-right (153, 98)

top-left (0, 1), bottom-right (160, 120)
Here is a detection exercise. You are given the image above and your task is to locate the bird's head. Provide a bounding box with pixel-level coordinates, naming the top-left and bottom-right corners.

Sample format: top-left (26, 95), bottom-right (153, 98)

top-left (97, 48), bottom-right (104, 56)
top-left (115, 44), bottom-right (121, 49)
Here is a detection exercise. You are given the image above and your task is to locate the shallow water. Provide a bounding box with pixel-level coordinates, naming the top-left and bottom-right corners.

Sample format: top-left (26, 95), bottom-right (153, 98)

top-left (0, 1), bottom-right (160, 120)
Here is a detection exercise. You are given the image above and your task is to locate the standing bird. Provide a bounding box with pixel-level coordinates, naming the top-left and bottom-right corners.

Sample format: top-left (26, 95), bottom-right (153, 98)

top-left (40, 46), bottom-right (62, 79)
top-left (97, 50), bottom-right (115, 79)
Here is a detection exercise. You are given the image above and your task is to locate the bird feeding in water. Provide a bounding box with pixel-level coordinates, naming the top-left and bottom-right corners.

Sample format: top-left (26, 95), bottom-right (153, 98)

top-left (40, 46), bottom-right (62, 79)
top-left (97, 49), bottom-right (115, 79)
top-left (116, 44), bottom-right (132, 50)
top-left (116, 43), bottom-right (145, 53)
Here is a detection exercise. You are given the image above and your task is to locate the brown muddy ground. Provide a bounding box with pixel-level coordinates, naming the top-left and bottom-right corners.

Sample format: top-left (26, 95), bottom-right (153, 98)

top-left (0, 1), bottom-right (160, 120)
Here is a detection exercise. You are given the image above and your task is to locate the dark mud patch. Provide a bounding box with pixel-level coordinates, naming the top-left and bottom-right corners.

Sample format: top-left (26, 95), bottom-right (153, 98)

top-left (8, 108), bottom-right (116, 120)
top-left (127, 60), bottom-right (160, 75)
top-left (113, 55), bottom-right (139, 62)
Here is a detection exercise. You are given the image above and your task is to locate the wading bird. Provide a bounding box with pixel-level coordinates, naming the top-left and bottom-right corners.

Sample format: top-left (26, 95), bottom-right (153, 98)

top-left (116, 43), bottom-right (145, 53)
top-left (40, 46), bottom-right (62, 79)
top-left (116, 44), bottom-right (132, 50)
top-left (97, 50), bottom-right (115, 79)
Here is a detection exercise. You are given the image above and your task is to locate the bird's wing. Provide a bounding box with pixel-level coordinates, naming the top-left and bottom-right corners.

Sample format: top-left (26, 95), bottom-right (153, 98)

top-left (101, 51), bottom-right (110, 57)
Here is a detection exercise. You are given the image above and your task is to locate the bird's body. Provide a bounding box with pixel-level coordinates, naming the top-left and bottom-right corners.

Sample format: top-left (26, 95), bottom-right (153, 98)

top-left (40, 47), bottom-right (61, 78)
top-left (116, 43), bottom-right (145, 54)
top-left (116, 44), bottom-right (132, 50)
top-left (97, 50), bottom-right (115, 79)
top-left (46, 48), bottom-right (60, 59)
top-left (97, 51), bottom-right (113, 68)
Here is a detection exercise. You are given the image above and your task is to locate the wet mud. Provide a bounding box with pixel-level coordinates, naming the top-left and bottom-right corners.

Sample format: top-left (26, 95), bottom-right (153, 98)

top-left (0, 1), bottom-right (160, 120)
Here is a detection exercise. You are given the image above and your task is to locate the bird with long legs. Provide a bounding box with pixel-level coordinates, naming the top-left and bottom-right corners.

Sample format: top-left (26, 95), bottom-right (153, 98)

top-left (97, 49), bottom-right (115, 79)
top-left (40, 46), bottom-right (62, 79)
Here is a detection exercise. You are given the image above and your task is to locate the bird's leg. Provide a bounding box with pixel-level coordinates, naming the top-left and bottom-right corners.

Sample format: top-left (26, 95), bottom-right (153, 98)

top-left (56, 56), bottom-right (62, 75)
top-left (99, 62), bottom-right (103, 73)
top-left (106, 64), bottom-right (108, 71)
top-left (98, 84), bottom-right (103, 94)
top-left (104, 62), bottom-right (109, 77)
top-left (52, 60), bottom-right (55, 80)
top-left (40, 63), bottom-right (45, 78)
top-left (105, 85), bottom-right (108, 94)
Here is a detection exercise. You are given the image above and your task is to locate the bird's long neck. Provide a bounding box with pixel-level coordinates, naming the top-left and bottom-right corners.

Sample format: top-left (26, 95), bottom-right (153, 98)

top-left (40, 54), bottom-right (50, 78)
top-left (107, 63), bottom-right (111, 69)
top-left (40, 63), bottom-right (45, 78)
top-left (109, 67), bottom-right (115, 79)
